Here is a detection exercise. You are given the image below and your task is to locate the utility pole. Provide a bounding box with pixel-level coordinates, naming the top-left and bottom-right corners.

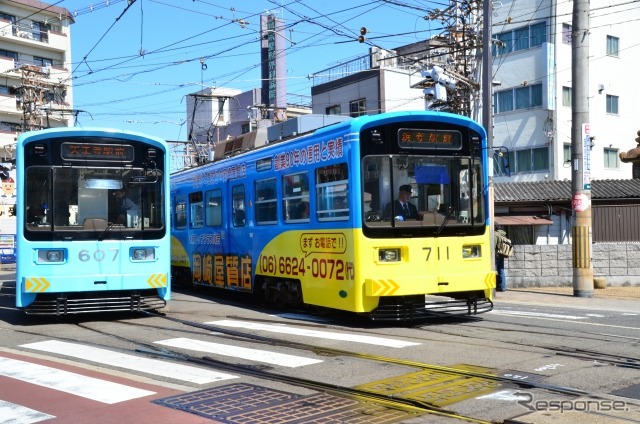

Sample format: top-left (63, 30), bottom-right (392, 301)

top-left (482, 0), bottom-right (495, 281)
top-left (571, 0), bottom-right (593, 297)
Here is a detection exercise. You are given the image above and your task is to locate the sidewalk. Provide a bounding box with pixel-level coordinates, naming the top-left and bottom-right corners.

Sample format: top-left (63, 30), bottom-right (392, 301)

top-left (494, 286), bottom-right (640, 313)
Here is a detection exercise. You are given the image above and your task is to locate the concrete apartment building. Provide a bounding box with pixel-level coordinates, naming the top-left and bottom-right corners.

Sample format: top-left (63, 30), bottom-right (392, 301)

top-left (491, 0), bottom-right (640, 183)
top-left (0, 0), bottom-right (75, 160)
top-left (0, 0), bottom-right (74, 233)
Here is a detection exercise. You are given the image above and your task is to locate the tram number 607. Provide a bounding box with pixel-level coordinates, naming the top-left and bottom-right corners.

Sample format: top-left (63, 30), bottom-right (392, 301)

top-left (78, 248), bottom-right (119, 262)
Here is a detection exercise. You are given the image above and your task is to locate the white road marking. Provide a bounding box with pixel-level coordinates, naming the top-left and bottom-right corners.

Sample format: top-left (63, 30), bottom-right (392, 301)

top-left (20, 340), bottom-right (238, 385)
top-left (491, 311), bottom-right (640, 330)
top-left (154, 337), bottom-right (323, 367)
top-left (206, 319), bottom-right (421, 348)
top-left (0, 357), bottom-right (154, 404)
top-left (476, 389), bottom-right (530, 401)
top-left (0, 400), bottom-right (54, 424)
top-left (490, 310), bottom-right (587, 320)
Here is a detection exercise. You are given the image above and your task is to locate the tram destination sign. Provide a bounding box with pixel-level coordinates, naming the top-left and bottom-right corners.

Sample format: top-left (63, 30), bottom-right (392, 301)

top-left (398, 128), bottom-right (462, 149)
top-left (61, 142), bottom-right (135, 161)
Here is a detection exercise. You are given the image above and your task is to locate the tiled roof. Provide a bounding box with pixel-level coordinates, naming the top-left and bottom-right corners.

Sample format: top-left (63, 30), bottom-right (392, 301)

top-left (495, 179), bottom-right (640, 202)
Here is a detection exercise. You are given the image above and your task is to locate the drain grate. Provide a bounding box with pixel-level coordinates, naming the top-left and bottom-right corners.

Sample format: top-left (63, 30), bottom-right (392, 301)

top-left (154, 383), bottom-right (421, 423)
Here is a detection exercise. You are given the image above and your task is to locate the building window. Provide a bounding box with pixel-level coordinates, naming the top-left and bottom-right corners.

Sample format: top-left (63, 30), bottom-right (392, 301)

top-left (494, 150), bottom-right (512, 177)
top-left (493, 83), bottom-right (543, 114)
top-left (214, 98), bottom-right (226, 123)
top-left (0, 121), bottom-right (21, 132)
top-left (326, 105), bottom-right (341, 115)
top-left (604, 148), bottom-right (619, 169)
top-left (563, 143), bottom-right (571, 165)
top-left (0, 85), bottom-right (17, 96)
top-left (494, 21), bottom-right (547, 55)
top-left (0, 49), bottom-right (18, 61)
top-left (562, 86), bottom-right (572, 107)
top-left (606, 94), bottom-right (619, 115)
top-left (33, 56), bottom-right (53, 67)
top-left (508, 147), bottom-right (549, 174)
top-left (349, 98), bottom-right (366, 117)
top-left (606, 35), bottom-right (619, 57)
top-left (562, 23), bottom-right (572, 44)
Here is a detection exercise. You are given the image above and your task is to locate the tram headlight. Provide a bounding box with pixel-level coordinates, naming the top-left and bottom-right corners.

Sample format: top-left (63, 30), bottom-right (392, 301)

top-left (37, 249), bottom-right (65, 263)
top-left (462, 245), bottom-right (481, 258)
top-left (131, 247), bottom-right (155, 261)
top-left (378, 248), bottom-right (401, 262)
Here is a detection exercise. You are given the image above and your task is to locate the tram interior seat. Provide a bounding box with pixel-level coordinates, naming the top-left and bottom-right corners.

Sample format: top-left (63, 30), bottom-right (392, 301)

top-left (420, 211), bottom-right (445, 225)
top-left (84, 218), bottom-right (109, 230)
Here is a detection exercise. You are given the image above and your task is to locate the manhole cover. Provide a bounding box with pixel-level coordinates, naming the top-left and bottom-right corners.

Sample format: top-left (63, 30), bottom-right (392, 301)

top-left (154, 383), bottom-right (422, 423)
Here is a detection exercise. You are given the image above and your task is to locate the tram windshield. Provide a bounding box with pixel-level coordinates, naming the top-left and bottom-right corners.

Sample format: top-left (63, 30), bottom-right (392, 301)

top-left (362, 155), bottom-right (484, 228)
top-left (24, 166), bottom-right (165, 238)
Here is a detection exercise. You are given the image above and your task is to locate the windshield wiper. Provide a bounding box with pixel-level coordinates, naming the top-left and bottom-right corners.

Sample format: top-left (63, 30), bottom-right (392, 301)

top-left (436, 206), bottom-right (454, 235)
top-left (98, 222), bottom-right (114, 241)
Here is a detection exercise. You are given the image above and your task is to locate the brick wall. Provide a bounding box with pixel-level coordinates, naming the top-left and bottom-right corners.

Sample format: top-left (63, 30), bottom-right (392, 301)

top-left (505, 243), bottom-right (640, 287)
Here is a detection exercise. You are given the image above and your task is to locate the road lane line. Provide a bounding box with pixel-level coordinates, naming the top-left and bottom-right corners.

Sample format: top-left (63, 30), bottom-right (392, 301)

top-left (206, 319), bottom-right (421, 347)
top-left (154, 337), bottom-right (323, 367)
top-left (490, 310), bottom-right (588, 320)
top-left (0, 357), bottom-right (154, 404)
top-left (20, 340), bottom-right (238, 385)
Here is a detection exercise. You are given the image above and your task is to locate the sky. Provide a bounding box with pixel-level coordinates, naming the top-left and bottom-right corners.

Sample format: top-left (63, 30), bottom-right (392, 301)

top-left (57, 0), bottom-right (449, 142)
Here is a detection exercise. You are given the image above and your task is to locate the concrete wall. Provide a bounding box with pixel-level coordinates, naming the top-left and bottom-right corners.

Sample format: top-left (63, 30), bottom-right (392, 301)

top-left (505, 243), bottom-right (640, 287)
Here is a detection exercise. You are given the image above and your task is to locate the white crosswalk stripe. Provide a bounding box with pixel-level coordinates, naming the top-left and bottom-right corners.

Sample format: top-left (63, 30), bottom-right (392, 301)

top-left (154, 337), bottom-right (323, 367)
top-left (20, 340), bottom-right (238, 385)
top-left (206, 319), bottom-right (421, 348)
top-left (0, 357), bottom-right (154, 404)
top-left (0, 400), bottom-right (54, 424)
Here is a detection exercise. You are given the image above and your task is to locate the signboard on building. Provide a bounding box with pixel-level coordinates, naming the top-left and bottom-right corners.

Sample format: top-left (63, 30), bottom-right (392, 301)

top-left (260, 14), bottom-right (287, 112)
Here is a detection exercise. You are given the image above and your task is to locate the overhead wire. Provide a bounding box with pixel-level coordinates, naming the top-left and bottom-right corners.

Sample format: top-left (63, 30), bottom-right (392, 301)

top-left (64, 0), bottom-right (640, 130)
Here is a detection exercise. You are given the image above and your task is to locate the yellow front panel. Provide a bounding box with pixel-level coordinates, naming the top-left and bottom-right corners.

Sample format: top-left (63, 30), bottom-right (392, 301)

top-left (258, 227), bottom-right (494, 314)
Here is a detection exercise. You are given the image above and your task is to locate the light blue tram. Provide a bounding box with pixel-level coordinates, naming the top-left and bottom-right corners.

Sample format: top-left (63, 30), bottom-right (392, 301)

top-left (16, 128), bottom-right (170, 315)
top-left (171, 111), bottom-right (494, 321)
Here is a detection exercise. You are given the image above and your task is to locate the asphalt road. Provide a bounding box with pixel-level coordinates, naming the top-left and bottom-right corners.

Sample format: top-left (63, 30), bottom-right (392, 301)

top-left (1, 268), bottom-right (639, 424)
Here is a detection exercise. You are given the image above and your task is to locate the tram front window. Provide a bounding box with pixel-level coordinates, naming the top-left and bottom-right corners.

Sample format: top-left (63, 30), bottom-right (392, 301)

top-left (24, 166), bottom-right (165, 238)
top-left (362, 155), bottom-right (484, 228)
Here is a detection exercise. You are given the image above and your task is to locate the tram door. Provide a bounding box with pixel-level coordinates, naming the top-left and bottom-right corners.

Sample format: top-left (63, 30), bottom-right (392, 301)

top-left (225, 183), bottom-right (252, 291)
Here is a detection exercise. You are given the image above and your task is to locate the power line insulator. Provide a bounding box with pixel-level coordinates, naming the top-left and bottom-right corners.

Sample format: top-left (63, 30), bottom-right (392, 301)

top-left (360, 27), bottom-right (367, 35)
top-left (358, 35), bottom-right (366, 43)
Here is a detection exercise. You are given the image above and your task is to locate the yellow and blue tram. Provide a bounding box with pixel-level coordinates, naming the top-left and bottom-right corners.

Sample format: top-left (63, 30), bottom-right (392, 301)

top-left (170, 111), bottom-right (494, 320)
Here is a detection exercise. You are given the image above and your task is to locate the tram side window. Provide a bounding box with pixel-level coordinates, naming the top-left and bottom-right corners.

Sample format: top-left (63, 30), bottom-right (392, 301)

top-left (175, 196), bottom-right (187, 229)
top-left (25, 167), bottom-right (51, 227)
top-left (255, 178), bottom-right (277, 224)
top-left (316, 163), bottom-right (349, 221)
top-left (283, 171), bottom-right (310, 223)
top-left (205, 189), bottom-right (222, 226)
top-left (190, 192), bottom-right (203, 228)
top-left (232, 185), bottom-right (245, 227)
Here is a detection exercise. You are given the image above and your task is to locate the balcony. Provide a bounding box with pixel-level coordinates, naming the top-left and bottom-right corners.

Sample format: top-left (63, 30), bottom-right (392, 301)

top-left (0, 24), bottom-right (69, 53)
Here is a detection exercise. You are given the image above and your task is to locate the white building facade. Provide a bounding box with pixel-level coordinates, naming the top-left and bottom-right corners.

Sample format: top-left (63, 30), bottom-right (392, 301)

top-left (0, 0), bottom-right (75, 160)
top-left (491, 0), bottom-right (640, 183)
top-left (311, 48), bottom-right (426, 117)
